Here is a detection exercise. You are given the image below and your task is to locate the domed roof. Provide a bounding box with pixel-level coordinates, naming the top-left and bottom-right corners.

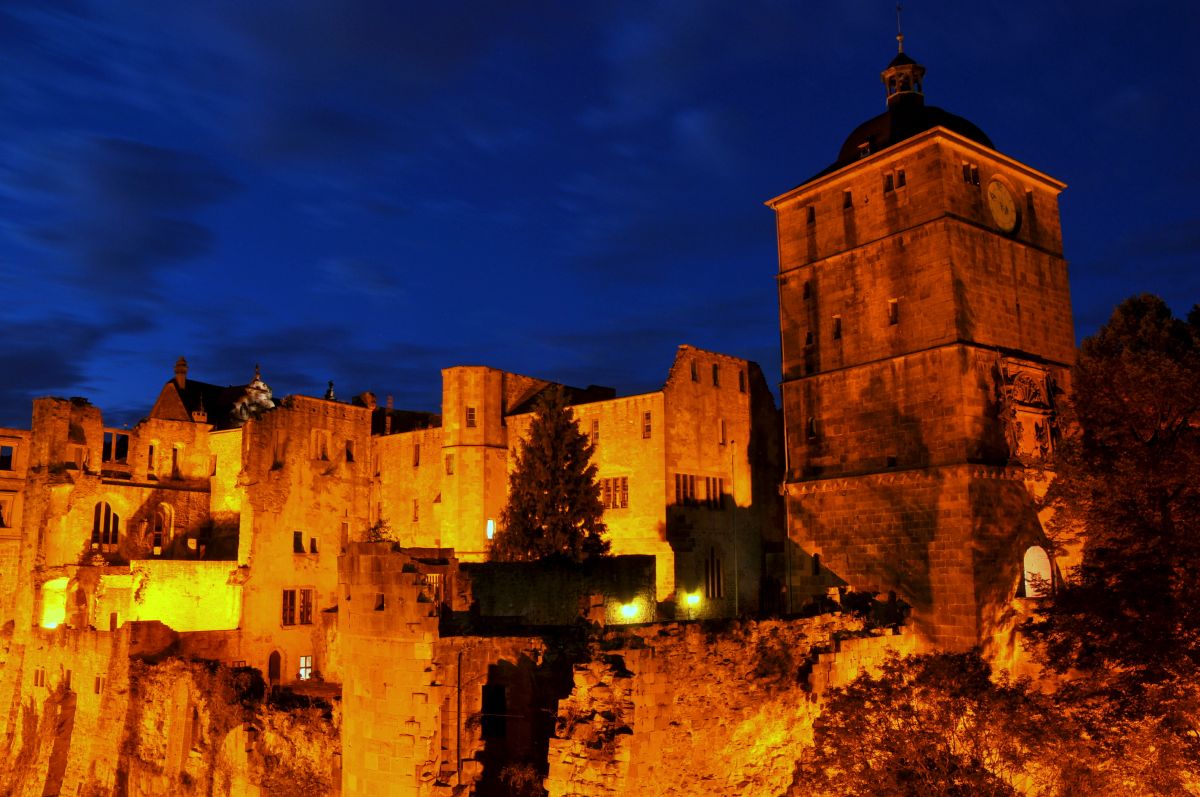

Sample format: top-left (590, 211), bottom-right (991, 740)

top-left (802, 48), bottom-right (993, 184)
top-left (833, 100), bottom-right (993, 167)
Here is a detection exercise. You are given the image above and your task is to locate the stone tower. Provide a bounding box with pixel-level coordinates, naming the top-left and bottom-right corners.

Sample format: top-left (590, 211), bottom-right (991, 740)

top-left (767, 46), bottom-right (1074, 649)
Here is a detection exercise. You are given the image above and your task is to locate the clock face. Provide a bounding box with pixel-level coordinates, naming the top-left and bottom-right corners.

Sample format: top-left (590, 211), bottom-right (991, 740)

top-left (986, 179), bottom-right (1019, 233)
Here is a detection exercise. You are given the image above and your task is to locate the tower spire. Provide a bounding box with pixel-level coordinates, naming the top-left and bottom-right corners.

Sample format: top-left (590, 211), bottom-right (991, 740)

top-left (896, 3), bottom-right (904, 53)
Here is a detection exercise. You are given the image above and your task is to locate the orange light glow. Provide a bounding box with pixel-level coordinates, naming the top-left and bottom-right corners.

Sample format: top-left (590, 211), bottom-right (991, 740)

top-left (39, 577), bottom-right (68, 629)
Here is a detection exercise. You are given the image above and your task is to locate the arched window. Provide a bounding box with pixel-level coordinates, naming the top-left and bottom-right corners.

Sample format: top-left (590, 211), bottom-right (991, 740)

top-left (152, 504), bottom-right (173, 554)
top-left (267, 651), bottom-right (281, 688)
top-left (704, 547), bottom-right (724, 599)
top-left (1022, 545), bottom-right (1053, 598)
top-left (91, 502), bottom-right (119, 552)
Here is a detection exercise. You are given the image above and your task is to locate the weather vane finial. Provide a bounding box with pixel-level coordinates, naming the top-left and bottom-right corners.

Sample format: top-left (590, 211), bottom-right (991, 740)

top-left (896, 2), bottom-right (904, 53)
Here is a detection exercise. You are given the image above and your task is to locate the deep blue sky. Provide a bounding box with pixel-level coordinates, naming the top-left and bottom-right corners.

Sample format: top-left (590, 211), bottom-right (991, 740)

top-left (1, 1), bottom-right (1197, 428)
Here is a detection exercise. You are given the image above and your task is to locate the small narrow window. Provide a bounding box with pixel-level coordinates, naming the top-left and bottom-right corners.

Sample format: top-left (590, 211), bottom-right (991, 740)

top-left (590, 419), bottom-right (599, 444)
top-left (719, 419), bottom-right (727, 446)
top-left (445, 453), bottom-right (455, 475)
top-left (412, 498), bottom-right (419, 523)
top-left (971, 165), bottom-right (980, 185)
top-left (281, 589), bottom-right (296, 625)
top-left (888, 298), bottom-right (900, 326)
top-left (0, 445), bottom-right (14, 470)
top-left (309, 537), bottom-right (318, 554)
top-left (147, 445), bottom-right (156, 475)
top-left (962, 163), bottom-right (972, 183)
top-left (806, 417), bottom-right (817, 439)
top-left (832, 316), bottom-right (843, 340)
top-left (884, 173), bottom-right (894, 193)
top-left (466, 407), bottom-right (477, 428)
top-left (299, 588), bottom-right (313, 624)
top-left (345, 439), bottom-right (355, 462)
top-left (293, 531), bottom-right (304, 554)
top-left (704, 547), bottom-right (724, 599)
top-left (806, 205), bottom-right (815, 225)
top-left (843, 190), bottom-right (853, 209)
top-left (374, 592), bottom-right (386, 611)
top-left (802, 280), bottom-right (811, 299)
top-left (642, 411), bottom-right (652, 439)
top-left (805, 331), bottom-right (814, 346)
top-left (412, 443), bottom-right (421, 467)
top-left (171, 447), bottom-right (180, 477)
top-left (711, 364), bottom-right (720, 387)
top-left (896, 169), bottom-right (906, 188)
top-left (737, 370), bottom-right (746, 393)
top-left (690, 360), bottom-right (698, 382)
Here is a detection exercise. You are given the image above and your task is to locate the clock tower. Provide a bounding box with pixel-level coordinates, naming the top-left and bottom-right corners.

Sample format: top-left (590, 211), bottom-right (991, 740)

top-left (767, 47), bottom-right (1074, 649)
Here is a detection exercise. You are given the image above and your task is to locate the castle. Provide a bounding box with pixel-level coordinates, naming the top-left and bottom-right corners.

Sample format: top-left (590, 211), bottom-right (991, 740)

top-left (0, 43), bottom-right (1072, 796)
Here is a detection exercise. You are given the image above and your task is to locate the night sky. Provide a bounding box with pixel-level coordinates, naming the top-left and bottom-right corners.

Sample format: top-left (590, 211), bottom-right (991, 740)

top-left (1, 1), bottom-right (1197, 428)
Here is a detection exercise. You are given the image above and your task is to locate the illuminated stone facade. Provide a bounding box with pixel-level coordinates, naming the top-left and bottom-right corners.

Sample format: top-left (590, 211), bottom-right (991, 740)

top-left (768, 51), bottom-right (1074, 649)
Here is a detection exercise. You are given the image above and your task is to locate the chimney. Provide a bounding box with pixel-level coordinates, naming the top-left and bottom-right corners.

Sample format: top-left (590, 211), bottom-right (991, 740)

top-left (174, 356), bottom-right (188, 389)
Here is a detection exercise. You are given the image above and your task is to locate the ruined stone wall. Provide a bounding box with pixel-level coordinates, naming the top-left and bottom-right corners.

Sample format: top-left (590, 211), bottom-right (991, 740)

top-left (337, 545), bottom-right (442, 796)
top-left (0, 428), bottom-right (30, 623)
top-left (545, 618), bottom-right (916, 797)
top-left (237, 397), bottom-right (373, 686)
top-left (0, 625), bottom-right (131, 796)
top-left (126, 560), bottom-right (244, 631)
top-left (375, 426), bottom-right (446, 549)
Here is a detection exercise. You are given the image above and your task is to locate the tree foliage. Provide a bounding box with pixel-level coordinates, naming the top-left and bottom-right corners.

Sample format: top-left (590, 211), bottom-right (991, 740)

top-left (1026, 295), bottom-right (1200, 684)
top-left (489, 385), bottom-right (608, 563)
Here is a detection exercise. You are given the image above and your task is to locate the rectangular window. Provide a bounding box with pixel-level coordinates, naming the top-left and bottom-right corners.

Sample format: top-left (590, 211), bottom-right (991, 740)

top-left (466, 406), bottom-right (477, 428)
top-left (711, 364), bottom-right (720, 387)
top-left (293, 531), bottom-right (304, 554)
top-left (309, 537), bottom-right (318, 554)
top-left (833, 315), bottom-right (843, 340)
top-left (896, 168), bottom-right (906, 188)
top-left (888, 298), bottom-right (900, 325)
top-left (590, 419), bottom-right (599, 444)
top-left (884, 172), bottom-right (894, 193)
top-left (738, 370), bottom-right (746, 393)
top-left (806, 205), bottom-right (815, 225)
top-left (345, 439), bottom-right (355, 462)
top-left (147, 445), bottom-right (156, 475)
top-left (313, 430), bottom-right (329, 461)
top-left (412, 498), bottom-right (419, 523)
top-left (807, 417), bottom-right (818, 439)
top-left (963, 163), bottom-right (971, 183)
top-left (413, 442), bottom-right (421, 467)
top-left (843, 190), bottom-right (853, 209)
top-left (33, 668), bottom-right (45, 688)
top-left (94, 675), bottom-right (104, 694)
top-left (102, 432), bottom-right (129, 464)
top-left (282, 589), bottom-right (296, 626)
top-left (719, 419), bottom-right (726, 446)
top-left (971, 165), bottom-right (980, 185)
top-left (642, 411), bottom-right (652, 439)
top-left (600, 477), bottom-right (629, 510)
top-left (299, 588), bottom-right (313, 625)
top-left (375, 592), bottom-right (386, 611)
top-left (690, 360), bottom-right (698, 381)
top-left (802, 280), bottom-right (811, 299)
top-left (171, 447), bottom-right (180, 477)
top-left (0, 495), bottom-right (12, 528)
top-left (445, 453), bottom-right (455, 475)
top-left (298, 655), bottom-right (313, 681)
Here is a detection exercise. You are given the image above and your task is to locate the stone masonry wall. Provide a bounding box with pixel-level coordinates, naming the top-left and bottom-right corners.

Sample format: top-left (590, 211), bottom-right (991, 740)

top-left (545, 617), bottom-right (915, 797)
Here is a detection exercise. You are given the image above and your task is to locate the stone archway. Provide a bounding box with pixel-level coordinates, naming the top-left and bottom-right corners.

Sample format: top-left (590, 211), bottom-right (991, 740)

top-left (1022, 546), bottom-right (1052, 598)
top-left (267, 651), bottom-right (281, 689)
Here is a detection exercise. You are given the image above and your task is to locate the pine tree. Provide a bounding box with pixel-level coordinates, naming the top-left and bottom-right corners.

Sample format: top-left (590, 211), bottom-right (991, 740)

top-left (490, 385), bottom-right (609, 563)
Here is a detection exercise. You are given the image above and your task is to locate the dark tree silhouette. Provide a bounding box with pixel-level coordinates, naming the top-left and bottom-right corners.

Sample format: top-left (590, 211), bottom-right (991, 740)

top-left (489, 385), bottom-right (608, 563)
top-left (1026, 295), bottom-right (1200, 685)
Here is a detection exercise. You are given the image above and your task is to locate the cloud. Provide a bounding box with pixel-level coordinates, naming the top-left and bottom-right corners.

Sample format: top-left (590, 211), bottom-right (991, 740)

top-left (26, 137), bottom-right (238, 297)
top-left (0, 314), bottom-right (149, 426)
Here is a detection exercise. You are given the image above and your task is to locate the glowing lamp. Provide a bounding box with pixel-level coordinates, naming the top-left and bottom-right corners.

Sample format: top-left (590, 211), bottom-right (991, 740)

top-left (486, 519), bottom-right (495, 540)
top-left (685, 592), bottom-right (701, 607)
top-left (619, 602), bottom-right (638, 620)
